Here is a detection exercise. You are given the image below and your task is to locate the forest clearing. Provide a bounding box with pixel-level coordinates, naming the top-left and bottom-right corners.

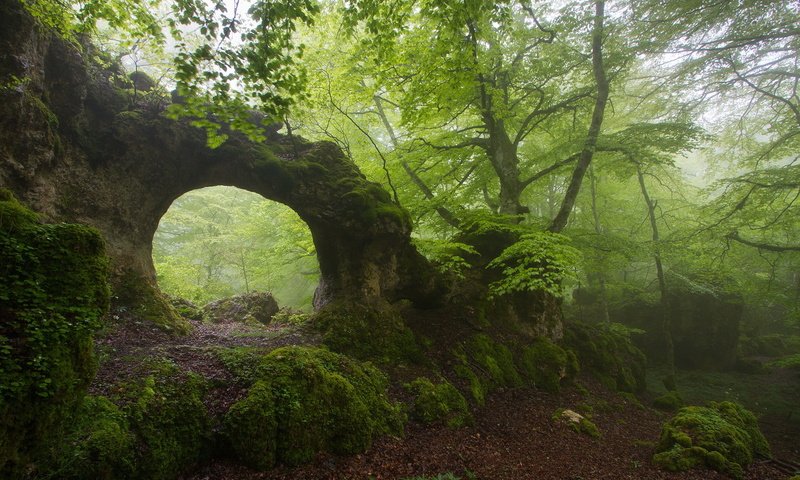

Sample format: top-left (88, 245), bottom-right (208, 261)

top-left (1, 0), bottom-right (799, 479)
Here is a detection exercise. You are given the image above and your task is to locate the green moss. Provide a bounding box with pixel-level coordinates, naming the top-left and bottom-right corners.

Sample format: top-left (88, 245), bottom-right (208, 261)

top-left (653, 391), bottom-right (684, 411)
top-left (653, 401), bottom-right (770, 479)
top-left (313, 301), bottom-right (421, 364)
top-left (577, 417), bottom-right (601, 438)
top-left (114, 269), bottom-right (190, 334)
top-left (115, 361), bottom-right (211, 480)
top-left (47, 396), bottom-right (136, 479)
top-left (562, 321), bottom-right (647, 392)
top-left (0, 192), bottom-right (110, 475)
top-left (553, 408), bottom-right (601, 438)
top-left (405, 377), bottom-right (471, 428)
top-left (520, 337), bottom-right (573, 392)
top-left (223, 346), bottom-right (405, 470)
top-left (453, 334), bottom-right (523, 405)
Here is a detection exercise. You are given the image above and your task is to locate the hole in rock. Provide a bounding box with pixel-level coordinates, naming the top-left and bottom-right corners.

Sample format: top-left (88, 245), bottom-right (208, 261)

top-left (152, 186), bottom-right (319, 311)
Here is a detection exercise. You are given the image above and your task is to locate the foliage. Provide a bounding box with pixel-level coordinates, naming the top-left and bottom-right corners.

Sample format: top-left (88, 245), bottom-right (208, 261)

top-left (221, 346), bottom-right (405, 470)
top-left (153, 186), bottom-right (319, 310)
top-left (0, 191), bottom-right (110, 476)
top-left (487, 232), bottom-right (581, 299)
top-left (413, 238), bottom-right (478, 280)
top-left (405, 377), bottom-right (471, 428)
top-left (653, 401), bottom-right (770, 479)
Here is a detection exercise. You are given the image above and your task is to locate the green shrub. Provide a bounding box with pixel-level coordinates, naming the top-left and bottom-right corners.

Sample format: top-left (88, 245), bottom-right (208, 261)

top-left (0, 191), bottom-right (110, 475)
top-left (223, 346), bottom-right (405, 470)
top-left (653, 401), bottom-right (770, 479)
top-left (406, 378), bottom-right (471, 428)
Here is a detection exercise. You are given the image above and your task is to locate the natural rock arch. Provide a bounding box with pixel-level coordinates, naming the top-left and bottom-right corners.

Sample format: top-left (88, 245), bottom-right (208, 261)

top-left (0, 0), bottom-right (438, 327)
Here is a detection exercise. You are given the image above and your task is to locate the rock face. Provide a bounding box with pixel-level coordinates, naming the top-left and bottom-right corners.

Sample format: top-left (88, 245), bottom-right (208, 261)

top-left (0, 0), bottom-right (438, 322)
top-left (615, 291), bottom-right (742, 370)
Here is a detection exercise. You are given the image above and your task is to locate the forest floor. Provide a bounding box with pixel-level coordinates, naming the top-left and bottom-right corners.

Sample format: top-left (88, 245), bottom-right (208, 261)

top-left (91, 310), bottom-right (799, 480)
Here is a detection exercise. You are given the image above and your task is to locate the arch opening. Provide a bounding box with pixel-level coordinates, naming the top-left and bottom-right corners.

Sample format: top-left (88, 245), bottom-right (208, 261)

top-left (152, 186), bottom-right (319, 311)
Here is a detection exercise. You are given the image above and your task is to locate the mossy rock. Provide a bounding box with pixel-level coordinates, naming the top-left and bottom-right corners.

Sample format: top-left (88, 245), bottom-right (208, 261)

top-left (453, 334), bottom-right (523, 405)
top-left (166, 295), bottom-right (203, 321)
top-left (653, 401), bottom-right (770, 479)
top-left (562, 321), bottom-right (647, 392)
top-left (553, 408), bottom-right (601, 438)
top-left (114, 361), bottom-right (212, 480)
top-left (202, 291), bottom-right (279, 325)
top-left (44, 396), bottom-right (136, 479)
top-left (653, 391), bottom-right (684, 411)
top-left (313, 301), bottom-right (421, 364)
top-left (520, 337), bottom-right (576, 392)
top-left (223, 346), bottom-right (405, 470)
top-left (405, 377), bottom-right (472, 428)
top-left (113, 269), bottom-right (190, 334)
top-left (0, 191), bottom-right (110, 476)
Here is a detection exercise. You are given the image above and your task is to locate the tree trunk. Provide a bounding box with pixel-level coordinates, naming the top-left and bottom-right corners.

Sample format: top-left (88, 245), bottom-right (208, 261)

top-left (636, 164), bottom-right (676, 390)
top-left (589, 166), bottom-right (611, 323)
top-left (549, 0), bottom-right (609, 233)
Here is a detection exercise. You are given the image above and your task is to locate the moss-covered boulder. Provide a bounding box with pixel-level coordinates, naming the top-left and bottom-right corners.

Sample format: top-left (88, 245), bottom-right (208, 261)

top-left (46, 396), bottom-right (136, 479)
top-left (313, 300), bottom-right (421, 363)
top-left (562, 321), bottom-right (646, 392)
top-left (653, 401), bottom-right (770, 479)
top-left (520, 337), bottom-right (577, 392)
top-left (222, 346), bottom-right (405, 470)
top-left (0, 190), bottom-right (109, 476)
top-left (203, 291), bottom-right (279, 325)
top-left (40, 360), bottom-right (211, 480)
top-left (405, 377), bottom-right (471, 428)
top-left (119, 363), bottom-right (211, 480)
top-left (453, 334), bottom-right (523, 405)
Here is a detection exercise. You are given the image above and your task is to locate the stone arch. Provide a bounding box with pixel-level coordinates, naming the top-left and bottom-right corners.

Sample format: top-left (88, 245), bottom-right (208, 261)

top-left (0, 1), bottom-right (439, 327)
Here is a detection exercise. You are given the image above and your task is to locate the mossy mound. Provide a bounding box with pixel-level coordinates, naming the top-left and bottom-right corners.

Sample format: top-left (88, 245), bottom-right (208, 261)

top-left (167, 295), bottom-right (204, 321)
top-left (0, 190), bottom-right (110, 476)
top-left (406, 377), bottom-right (472, 428)
top-left (653, 401), bottom-right (770, 479)
top-left (45, 396), bottom-right (136, 479)
top-left (203, 291), bottom-right (279, 325)
top-left (653, 391), bottom-right (684, 411)
top-left (313, 301), bottom-right (421, 364)
top-left (454, 334), bottom-right (523, 405)
top-left (520, 337), bottom-right (578, 393)
top-left (562, 321), bottom-right (646, 392)
top-left (41, 360), bottom-right (212, 479)
top-left (222, 346), bottom-right (405, 470)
